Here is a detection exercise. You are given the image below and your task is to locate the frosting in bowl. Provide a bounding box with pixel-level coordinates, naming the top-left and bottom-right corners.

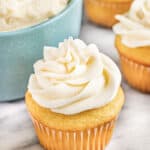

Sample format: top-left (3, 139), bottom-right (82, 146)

top-left (28, 38), bottom-right (121, 115)
top-left (0, 0), bottom-right (69, 32)
top-left (113, 0), bottom-right (150, 48)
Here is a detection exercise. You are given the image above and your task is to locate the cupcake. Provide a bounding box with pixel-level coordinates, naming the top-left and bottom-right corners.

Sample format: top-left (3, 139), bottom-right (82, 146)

top-left (84, 0), bottom-right (133, 27)
top-left (26, 38), bottom-right (124, 150)
top-left (113, 0), bottom-right (150, 93)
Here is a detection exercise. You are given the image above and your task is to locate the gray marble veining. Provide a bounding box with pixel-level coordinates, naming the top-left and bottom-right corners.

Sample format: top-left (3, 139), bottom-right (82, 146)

top-left (0, 19), bottom-right (150, 150)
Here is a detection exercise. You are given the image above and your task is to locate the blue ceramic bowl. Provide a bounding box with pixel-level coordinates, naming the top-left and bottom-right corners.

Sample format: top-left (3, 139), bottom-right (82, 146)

top-left (0, 0), bottom-right (83, 101)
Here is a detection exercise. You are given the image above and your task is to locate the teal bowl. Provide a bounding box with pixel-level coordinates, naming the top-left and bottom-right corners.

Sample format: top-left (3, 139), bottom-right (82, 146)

top-left (0, 0), bottom-right (83, 101)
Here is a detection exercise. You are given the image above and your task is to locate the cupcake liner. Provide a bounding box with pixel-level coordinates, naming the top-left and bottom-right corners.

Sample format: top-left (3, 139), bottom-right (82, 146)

top-left (30, 113), bottom-right (117, 150)
top-left (84, 0), bottom-right (132, 27)
top-left (120, 55), bottom-right (150, 93)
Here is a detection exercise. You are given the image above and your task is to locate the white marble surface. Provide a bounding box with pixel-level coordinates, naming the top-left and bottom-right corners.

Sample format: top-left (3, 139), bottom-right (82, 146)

top-left (0, 19), bottom-right (150, 150)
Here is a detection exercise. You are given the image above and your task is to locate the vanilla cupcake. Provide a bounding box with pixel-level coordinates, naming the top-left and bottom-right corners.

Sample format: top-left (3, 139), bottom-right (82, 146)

top-left (113, 0), bottom-right (150, 92)
top-left (26, 38), bottom-right (124, 150)
top-left (84, 0), bottom-right (133, 27)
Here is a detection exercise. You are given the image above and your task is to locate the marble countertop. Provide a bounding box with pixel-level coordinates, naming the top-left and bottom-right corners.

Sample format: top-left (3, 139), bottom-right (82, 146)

top-left (0, 19), bottom-right (150, 150)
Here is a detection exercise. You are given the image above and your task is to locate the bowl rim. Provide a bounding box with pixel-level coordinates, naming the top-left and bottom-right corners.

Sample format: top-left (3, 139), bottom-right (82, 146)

top-left (0, 0), bottom-right (79, 37)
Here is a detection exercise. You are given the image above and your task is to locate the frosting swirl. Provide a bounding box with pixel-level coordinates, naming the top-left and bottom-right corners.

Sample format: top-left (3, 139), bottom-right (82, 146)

top-left (0, 0), bottom-right (69, 32)
top-left (28, 38), bottom-right (121, 115)
top-left (113, 0), bottom-right (150, 48)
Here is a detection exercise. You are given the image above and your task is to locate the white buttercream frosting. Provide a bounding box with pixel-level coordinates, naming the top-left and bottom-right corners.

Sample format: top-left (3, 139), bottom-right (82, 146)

top-left (0, 0), bottom-right (69, 32)
top-left (113, 0), bottom-right (150, 48)
top-left (28, 38), bottom-right (121, 115)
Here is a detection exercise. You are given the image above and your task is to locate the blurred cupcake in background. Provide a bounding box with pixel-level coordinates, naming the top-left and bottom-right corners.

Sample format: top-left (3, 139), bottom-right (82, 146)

top-left (113, 0), bottom-right (150, 92)
top-left (26, 38), bottom-right (124, 150)
top-left (84, 0), bottom-right (133, 28)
